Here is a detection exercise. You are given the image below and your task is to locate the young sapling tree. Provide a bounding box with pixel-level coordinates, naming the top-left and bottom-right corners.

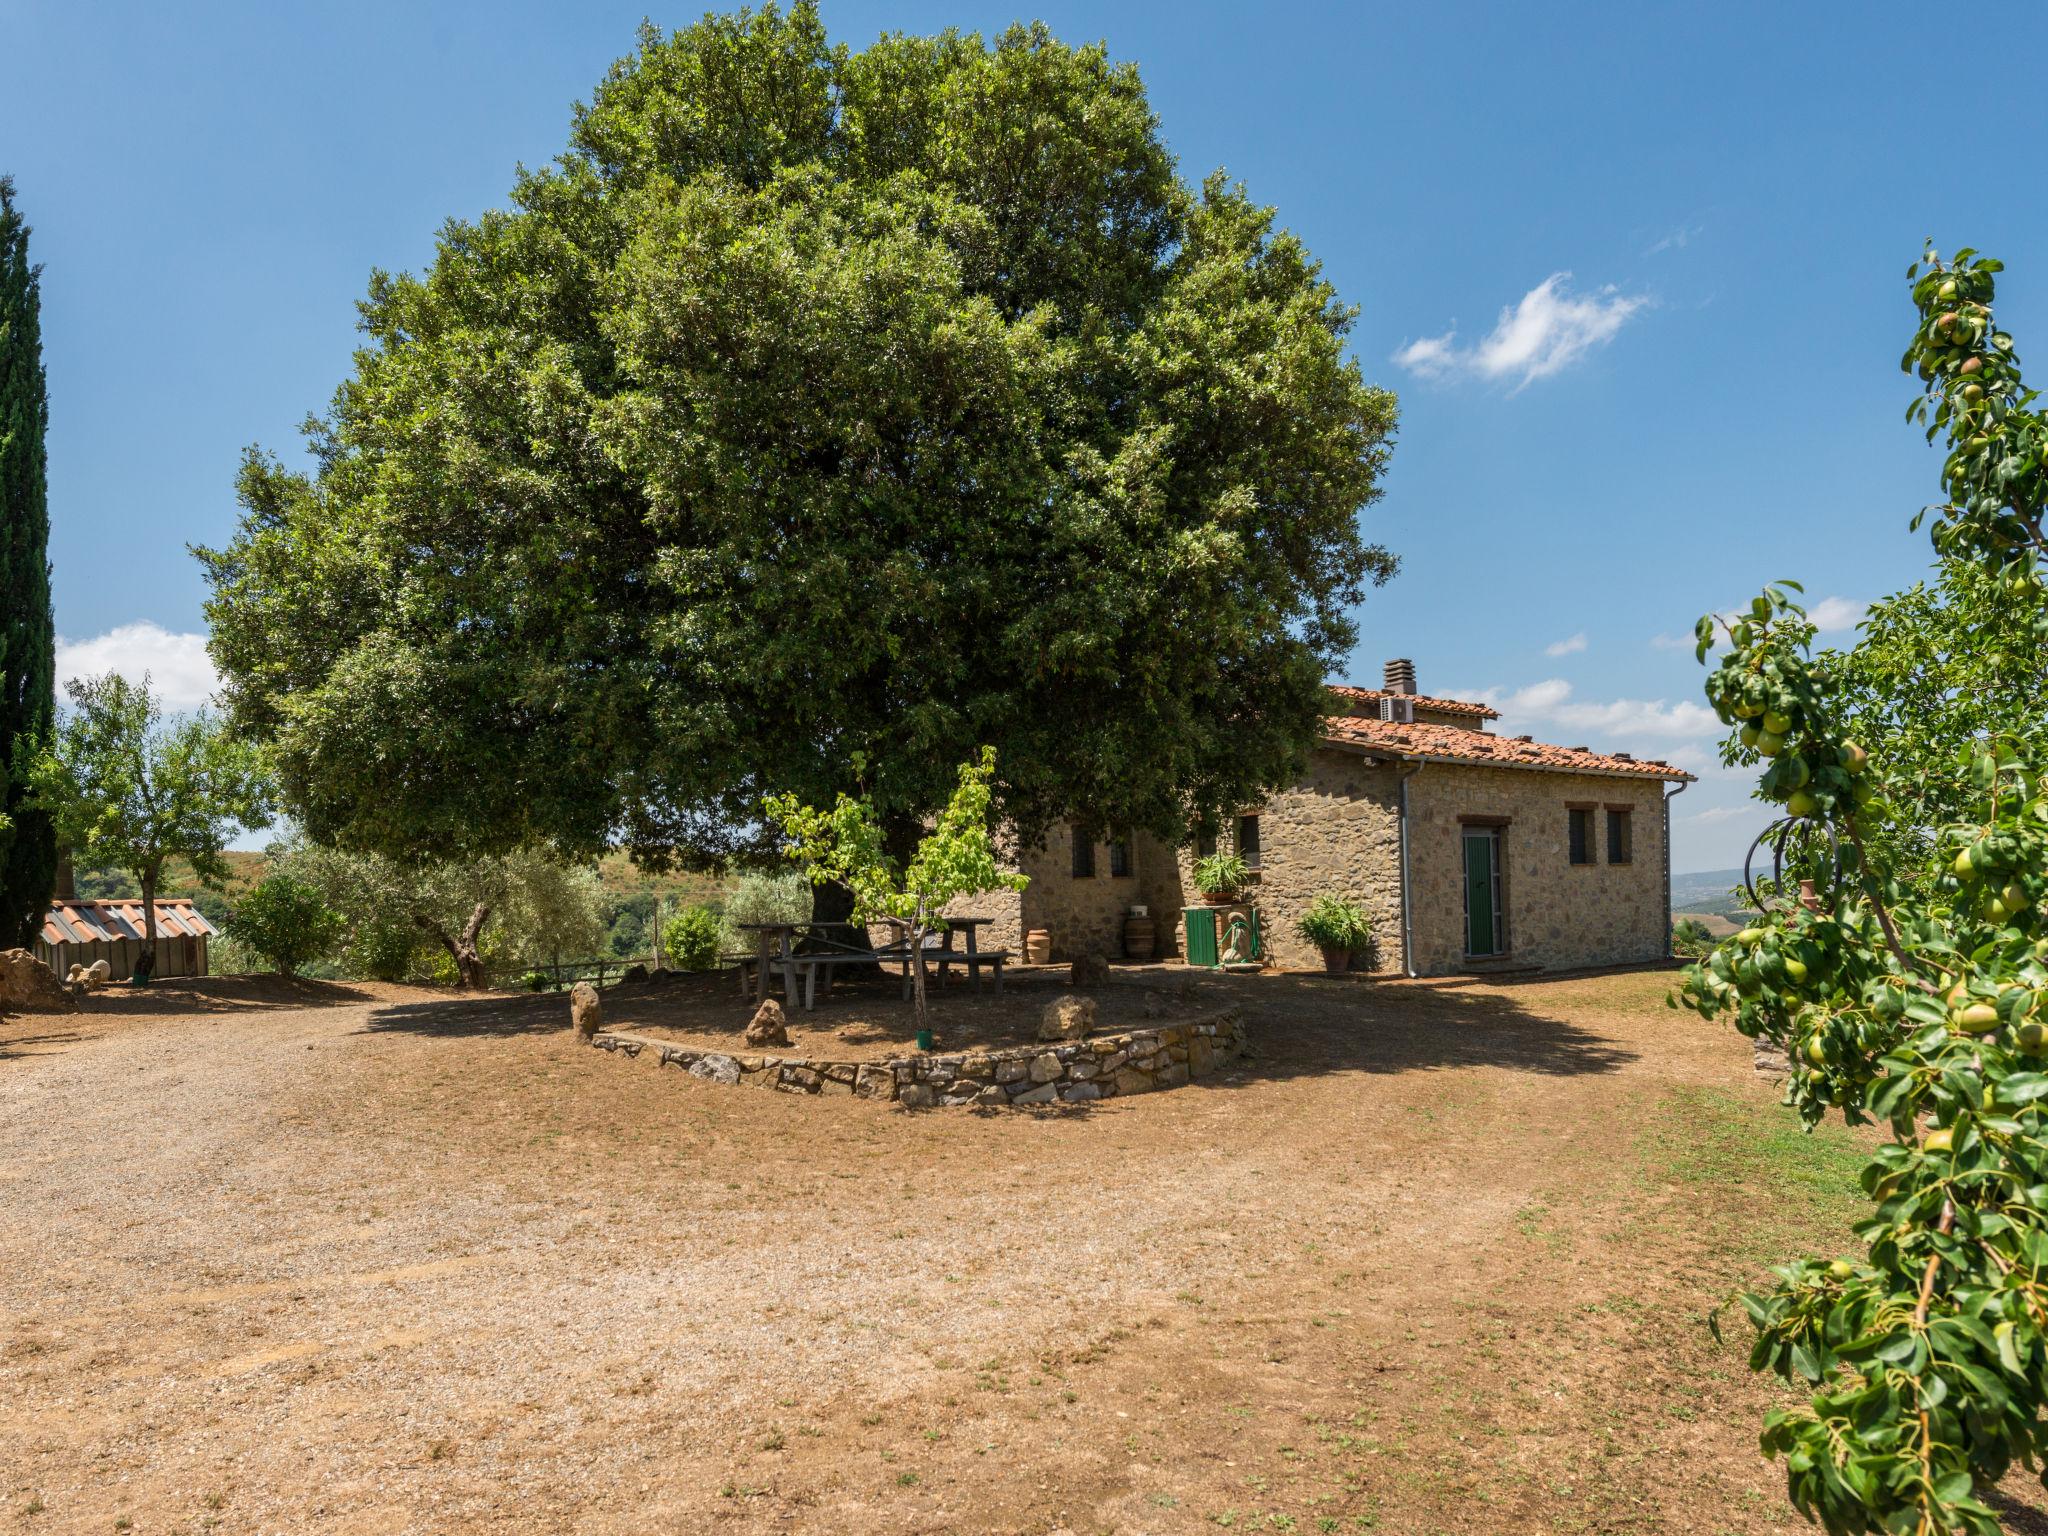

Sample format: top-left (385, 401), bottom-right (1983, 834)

top-left (764, 748), bottom-right (1027, 1043)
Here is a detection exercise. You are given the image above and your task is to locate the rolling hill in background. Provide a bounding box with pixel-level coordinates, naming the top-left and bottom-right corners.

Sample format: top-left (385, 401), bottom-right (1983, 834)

top-left (1670, 868), bottom-right (1748, 918)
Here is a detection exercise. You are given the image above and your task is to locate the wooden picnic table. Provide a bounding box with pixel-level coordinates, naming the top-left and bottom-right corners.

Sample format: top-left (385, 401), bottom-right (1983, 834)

top-left (733, 917), bottom-right (1003, 1009)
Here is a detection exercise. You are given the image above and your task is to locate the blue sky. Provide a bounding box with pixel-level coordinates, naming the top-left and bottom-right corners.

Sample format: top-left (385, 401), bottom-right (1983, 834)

top-left (7, 0), bottom-right (2045, 871)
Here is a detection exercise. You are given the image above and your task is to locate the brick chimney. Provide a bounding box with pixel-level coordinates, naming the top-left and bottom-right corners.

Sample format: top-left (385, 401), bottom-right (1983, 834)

top-left (54, 852), bottom-right (75, 902)
top-left (1382, 658), bottom-right (1417, 696)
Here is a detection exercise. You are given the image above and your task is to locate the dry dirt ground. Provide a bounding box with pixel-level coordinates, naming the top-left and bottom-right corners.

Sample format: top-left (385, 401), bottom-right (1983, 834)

top-left (6, 967), bottom-right (2047, 1536)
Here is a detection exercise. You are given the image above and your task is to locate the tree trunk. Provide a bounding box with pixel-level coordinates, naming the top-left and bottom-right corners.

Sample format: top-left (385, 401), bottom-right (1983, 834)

top-left (451, 902), bottom-right (491, 989)
top-left (910, 922), bottom-right (931, 1041)
top-left (807, 879), bottom-right (882, 978)
top-left (138, 861), bottom-right (160, 980)
top-left (416, 902), bottom-right (493, 989)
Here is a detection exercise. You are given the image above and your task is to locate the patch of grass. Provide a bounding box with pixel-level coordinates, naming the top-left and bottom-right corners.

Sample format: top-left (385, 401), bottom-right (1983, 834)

top-left (1639, 1087), bottom-right (1868, 1254)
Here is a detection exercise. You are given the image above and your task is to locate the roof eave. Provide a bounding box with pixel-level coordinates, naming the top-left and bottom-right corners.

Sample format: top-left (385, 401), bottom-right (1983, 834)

top-left (1319, 733), bottom-right (1694, 784)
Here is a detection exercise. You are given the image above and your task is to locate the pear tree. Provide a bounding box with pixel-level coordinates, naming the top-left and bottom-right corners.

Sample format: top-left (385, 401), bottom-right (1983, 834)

top-left (1677, 248), bottom-right (2048, 1533)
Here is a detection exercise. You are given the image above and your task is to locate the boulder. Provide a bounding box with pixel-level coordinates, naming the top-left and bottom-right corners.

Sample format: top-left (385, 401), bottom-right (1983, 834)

top-left (619, 963), bottom-right (649, 984)
top-left (1036, 993), bottom-right (1097, 1042)
top-left (0, 949), bottom-right (76, 1012)
top-left (85, 958), bottom-right (111, 988)
top-left (743, 998), bottom-right (790, 1048)
top-left (569, 981), bottom-right (602, 1040)
top-left (1069, 952), bottom-right (1112, 989)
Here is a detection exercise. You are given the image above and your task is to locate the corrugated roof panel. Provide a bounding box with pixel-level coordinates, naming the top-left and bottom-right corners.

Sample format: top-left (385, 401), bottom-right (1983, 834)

top-left (38, 898), bottom-right (217, 942)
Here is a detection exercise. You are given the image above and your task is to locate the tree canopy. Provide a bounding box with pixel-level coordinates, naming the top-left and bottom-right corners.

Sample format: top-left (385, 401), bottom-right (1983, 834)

top-left (31, 674), bottom-right (271, 963)
top-left (200, 4), bottom-right (1397, 869)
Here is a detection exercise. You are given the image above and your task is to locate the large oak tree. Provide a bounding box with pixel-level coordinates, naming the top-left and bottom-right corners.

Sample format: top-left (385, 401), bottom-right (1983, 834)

top-left (201, 6), bottom-right (1397, 869)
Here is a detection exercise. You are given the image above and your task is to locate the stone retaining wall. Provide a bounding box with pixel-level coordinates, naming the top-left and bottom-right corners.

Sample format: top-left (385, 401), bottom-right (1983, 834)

top-left (590, 1008), bottom-right (1246, 1107)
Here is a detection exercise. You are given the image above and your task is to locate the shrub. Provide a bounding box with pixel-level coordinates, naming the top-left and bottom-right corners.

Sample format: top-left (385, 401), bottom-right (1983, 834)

top-left (1295, 894), bottom-right (1372, 954)
top-left (225, 873), bottom-right (345, 976)
top-left (347, 912), bottom-right (424, 983)
top-left (721, 871), bottom-right (813, 930)
top-left (1192, 851), bottom-right (1250, 896)
top-left (1670, 917), bottom-right (1715, 958)
top-left (662, 904), bottom-right (728, 971)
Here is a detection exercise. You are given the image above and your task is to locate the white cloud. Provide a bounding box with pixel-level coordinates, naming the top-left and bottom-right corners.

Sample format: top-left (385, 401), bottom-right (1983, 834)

top-left (1649, 632), bottom-right (1698, 651)
top-left (1809, 596), bottom-right (1867, 632)
top-left (1645, 223), bottom-right (1703, 257)
top-left (1685, 805), bottom-right (1757, 825)
top-left (1544, 632), bottom-right (1588, 657)
top-left (1395, 273), bottom-right (1647, 390)
top-left (1391, 331), bottom-right (1460, 379)
top-left (1457, 677), bottom-right (1722, 740)
top-left (54, 623), bottom-right (219, 713)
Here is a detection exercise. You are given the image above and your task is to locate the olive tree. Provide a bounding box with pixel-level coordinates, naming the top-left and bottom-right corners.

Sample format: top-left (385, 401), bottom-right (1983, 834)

top-left (1677, 249), bottom-right (2048, 1533)
top-left (198, 5), bottom-right (1397, 885)
top-left (282, 839), bottom-right (601, 989)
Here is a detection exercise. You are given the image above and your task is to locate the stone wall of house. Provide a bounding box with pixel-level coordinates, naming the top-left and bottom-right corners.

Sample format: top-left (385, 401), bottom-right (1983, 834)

top-left (1405, 766), bottom-right (1670, 974)
top-left (1014, 828), bottom-right (1181, 961)
top-left (590, 1007), bottom-right (1245, 1106)
top-left (1199, 749), bottom-right (1410, 973)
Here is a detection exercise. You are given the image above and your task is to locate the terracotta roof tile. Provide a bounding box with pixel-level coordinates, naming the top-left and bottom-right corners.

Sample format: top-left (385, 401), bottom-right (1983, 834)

top-left (1320, 714), bottom-right (1693, 782)
top-left (1327, 684), bottom-right (1499, 720)
top-left (40, 898), bottom-right (217, 947)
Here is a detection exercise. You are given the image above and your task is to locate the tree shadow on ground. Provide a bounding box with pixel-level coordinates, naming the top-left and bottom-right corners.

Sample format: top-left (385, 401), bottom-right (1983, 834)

top-left (360, 987), bottom-right (569, 1038)
top-left (65, 975), bottom-right (378, 1018)
top-left (359, 967), bottom-right (1081, 1042)
top-left (358, 963), bottom-right (1639, 1086)
top-left (0, 1026), bottom-right (86, 1062)
top-left (1992, 1491), bottom-right (2048, 1536)
top-left (1192, 969), bottom-right (1640, 1085)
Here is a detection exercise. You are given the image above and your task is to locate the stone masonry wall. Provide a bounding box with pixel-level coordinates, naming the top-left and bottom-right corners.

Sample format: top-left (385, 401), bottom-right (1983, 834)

top-left (1199, 750), bottom-right (1409, 974)
top-left (1015, 828), bottom-right (1180, 961)
top-left (591, 1007), bottom-right (1245, 1107)
top-left (1405, 766), bottom-right (1669, 975)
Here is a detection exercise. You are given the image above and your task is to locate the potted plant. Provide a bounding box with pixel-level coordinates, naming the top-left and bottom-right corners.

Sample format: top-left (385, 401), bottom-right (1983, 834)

top-left (1296, 894), bottom-right (1372, 976)
top-left (1192, 851), bottom-right (1250, 905)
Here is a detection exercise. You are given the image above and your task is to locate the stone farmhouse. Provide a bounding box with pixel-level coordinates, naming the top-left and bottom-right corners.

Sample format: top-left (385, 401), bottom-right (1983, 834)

top-left (971, 660), bottom-right (1694, 976)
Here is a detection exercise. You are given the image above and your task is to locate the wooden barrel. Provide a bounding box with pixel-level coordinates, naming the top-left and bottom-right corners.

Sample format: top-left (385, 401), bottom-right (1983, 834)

top-left (1122, 913), bottom-right (1155, 959)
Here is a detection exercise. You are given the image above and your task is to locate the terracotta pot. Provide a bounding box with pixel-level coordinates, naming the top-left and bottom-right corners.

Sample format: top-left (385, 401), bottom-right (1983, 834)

top-left (1122, 913), bottom-right (1156, 959)
top-left (1201, 889), bottom-right (1236, 906)
top-left (1320, 945), bottom-right (1351, 976)
top-left (1024, 928), bottom-right (1053, 965)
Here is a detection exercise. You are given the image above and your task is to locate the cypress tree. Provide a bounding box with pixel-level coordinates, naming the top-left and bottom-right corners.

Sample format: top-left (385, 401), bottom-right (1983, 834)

top-left (0, 176), bottom-right (57, 948)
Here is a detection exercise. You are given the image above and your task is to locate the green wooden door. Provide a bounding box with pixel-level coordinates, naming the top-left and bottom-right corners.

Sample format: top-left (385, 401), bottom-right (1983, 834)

top-left (1463, 830), bottom-right (1499, 956)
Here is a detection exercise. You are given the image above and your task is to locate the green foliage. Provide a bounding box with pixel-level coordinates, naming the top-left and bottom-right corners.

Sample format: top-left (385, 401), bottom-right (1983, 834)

top-left (1670, 917), bottom-right (1715, 958)
top-left (30, 674), bottom-right (270, 954)
top-left (1676, 248), bottom-right (2048, 1535)
top-left (722, 870), bottom-right (813, 931)
top-left (0, 175), bottom-right (57, 948)
top-left (662, 904), bottom-right (728, 971)
top-left (198, 5), bottom-right (1398, 871)
top-left (1193, 852), bottom-right (1250, 896)
top-left (764, 747), bottom-right (1026, 1031)
top-left (225, 872), bottom-right (343, 976)
top-left (282, 838), bottom-right (604, 988)
top-left (1295, 894), bottom-right (1371, 953)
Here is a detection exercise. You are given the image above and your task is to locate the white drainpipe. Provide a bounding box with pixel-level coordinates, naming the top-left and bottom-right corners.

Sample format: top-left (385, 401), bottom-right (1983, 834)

top-left (1663, 778), bottom-right (1688, 958)
top-left (1397, 759), bottom-right (1424, 977)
